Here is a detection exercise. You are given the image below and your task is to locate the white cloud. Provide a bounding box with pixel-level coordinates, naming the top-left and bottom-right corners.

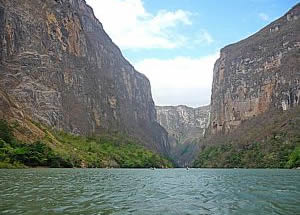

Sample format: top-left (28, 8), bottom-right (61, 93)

top-left (152, 88), bottom-right (212, 107)
top-left (86, 0), bottom-right (212, 49)
top-left (258, 12), bottom-right (270, 21)
top-left (135, 53), bottom-right (219, 106)
top-left (194, 30), bottom-right (214, 45)
top-left (86, 0), bottom-right (217, 107)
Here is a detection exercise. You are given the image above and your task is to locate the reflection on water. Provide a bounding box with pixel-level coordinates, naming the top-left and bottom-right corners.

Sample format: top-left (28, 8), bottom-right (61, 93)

top-left (0, 168), bottom-right (299, 215)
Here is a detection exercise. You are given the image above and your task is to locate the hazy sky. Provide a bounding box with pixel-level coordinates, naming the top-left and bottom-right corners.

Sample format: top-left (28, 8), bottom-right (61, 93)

top-left (86, 0), bottom-right (298, 107)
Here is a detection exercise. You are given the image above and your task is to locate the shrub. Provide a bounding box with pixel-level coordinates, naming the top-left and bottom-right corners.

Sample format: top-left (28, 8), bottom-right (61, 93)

top-left (286, 147), bottom-right (300, 168)
top-left (0, 119), bottom-right (14, 144)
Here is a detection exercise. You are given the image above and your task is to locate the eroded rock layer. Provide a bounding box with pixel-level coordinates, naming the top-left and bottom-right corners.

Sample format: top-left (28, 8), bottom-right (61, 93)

top-left (210, 4), bottom-right (300, 134)
top-left (0, 0), bottom-right (169, 155)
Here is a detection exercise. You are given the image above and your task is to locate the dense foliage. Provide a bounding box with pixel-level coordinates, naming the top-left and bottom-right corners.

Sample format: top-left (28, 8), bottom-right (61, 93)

top-left (0, 120), bottom-right (173, 168)
top-left (49, 130), bottom-right (173, 168)
top-left (193, 135), bottom-right (300, 168)
top-left (193, 107), bottom-right (300, 169)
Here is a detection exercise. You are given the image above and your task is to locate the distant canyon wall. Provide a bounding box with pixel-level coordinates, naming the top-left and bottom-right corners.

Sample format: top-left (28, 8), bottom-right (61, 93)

top-left (156, 105), bottom-right (210, 146)
top-left (156, 105), bottom-right (210, 166)
top-left (210, 3), bottom-right (300, 134)
top-left (0, 0), bottom-right (169, 154)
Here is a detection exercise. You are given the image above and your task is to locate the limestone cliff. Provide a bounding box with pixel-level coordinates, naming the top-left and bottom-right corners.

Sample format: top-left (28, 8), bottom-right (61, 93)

top-left (210, 3), bottom-right (300, 134)
top-left (0, 0), bottom-right (169, 155)
top-left (156, 105), bottom-right (210, 166)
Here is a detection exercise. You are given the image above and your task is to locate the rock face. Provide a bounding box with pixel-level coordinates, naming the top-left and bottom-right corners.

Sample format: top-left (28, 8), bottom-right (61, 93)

top-left (210, 3), bottom-right (300, 134)
top-left (0, 0), bottom-right (169, 155)
top-left (156, 105), bottom-right (210, 166)
top-left (156, 105), bottom-right (210, 145)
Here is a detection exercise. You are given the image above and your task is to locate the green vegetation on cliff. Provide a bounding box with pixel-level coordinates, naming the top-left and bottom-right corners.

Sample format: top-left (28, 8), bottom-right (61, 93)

top-left (0, 120), bottom-right (173, 168)
top-left (193, 107), bottom-right (300, 168)
top-left (193, 136), bottom-right (300, 168)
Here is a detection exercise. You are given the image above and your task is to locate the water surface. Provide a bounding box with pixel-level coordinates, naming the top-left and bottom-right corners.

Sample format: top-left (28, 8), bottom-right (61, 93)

top-left (0, 169), bottom-right (299, 215)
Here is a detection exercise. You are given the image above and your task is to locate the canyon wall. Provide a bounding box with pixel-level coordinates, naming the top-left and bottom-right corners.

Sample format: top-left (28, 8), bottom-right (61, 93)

top-left (210, 3), bottom-right (300, 134)
top-left (0, 0), bottom-right (169, 155)
top-left (156, 105), bottom-right (210, 146)
top-left (156, 105), bottom-right (210, 166)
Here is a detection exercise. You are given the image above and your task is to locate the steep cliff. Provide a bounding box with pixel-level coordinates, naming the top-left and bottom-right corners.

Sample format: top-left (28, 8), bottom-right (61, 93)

top-left (210, 3), bottom-right (300, 134)
top-left (0, 0), bottom-right (169, 155)
top-left (193, 4), bottom-right (300, 168)
top-left (156, 105), bottom-right (210, 166)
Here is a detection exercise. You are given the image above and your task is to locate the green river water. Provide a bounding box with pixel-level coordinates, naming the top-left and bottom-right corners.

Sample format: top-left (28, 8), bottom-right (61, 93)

top-left (0, 169), bottom-right (299, 215)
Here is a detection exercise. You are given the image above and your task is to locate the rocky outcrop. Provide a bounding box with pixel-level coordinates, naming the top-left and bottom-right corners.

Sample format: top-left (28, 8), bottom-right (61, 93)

top-left (0, 0), bottom-right (169, 155)
top-left (156, 105), bottom-right (210, 166)
top-left (210, 3), bottom-right (300, 134)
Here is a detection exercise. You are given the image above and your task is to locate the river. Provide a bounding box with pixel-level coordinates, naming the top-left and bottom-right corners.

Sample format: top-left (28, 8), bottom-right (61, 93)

top-left (0, 169), bottom-right (299, 214)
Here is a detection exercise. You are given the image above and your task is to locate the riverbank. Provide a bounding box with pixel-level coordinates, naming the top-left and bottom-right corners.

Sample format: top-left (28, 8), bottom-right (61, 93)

top-left (0, 120), bottom-right (173, 169)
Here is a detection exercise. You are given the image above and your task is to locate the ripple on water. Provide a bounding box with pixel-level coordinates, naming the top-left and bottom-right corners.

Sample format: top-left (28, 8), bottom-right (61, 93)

top-left (0, 169), bottom-right (299, 215)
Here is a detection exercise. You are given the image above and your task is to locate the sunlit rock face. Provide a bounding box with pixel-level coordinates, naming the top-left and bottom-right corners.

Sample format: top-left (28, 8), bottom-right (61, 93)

top-left (156, 105), bottom-right (210, 166)
top-left (210, 3), bottom-right (300, 135)
top-left (0, 0), bottom-right (170, 155)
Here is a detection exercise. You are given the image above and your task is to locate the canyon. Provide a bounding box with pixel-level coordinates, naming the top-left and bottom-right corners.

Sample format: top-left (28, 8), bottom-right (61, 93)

top-left (0, 0), bottom-right (299, 168)
top-left (156, 3), bottom-right (300, 168)
top-left (156, 105), bottom-right (209, 166)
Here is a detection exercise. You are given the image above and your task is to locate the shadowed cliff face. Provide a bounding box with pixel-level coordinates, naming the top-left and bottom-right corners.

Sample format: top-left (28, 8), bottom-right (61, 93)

top-left (0, 0), bottom-right (170, 155)
top-left (156, 105), bottom-right (210, 166)
top-left (210, 4), bottom-right (300, 135)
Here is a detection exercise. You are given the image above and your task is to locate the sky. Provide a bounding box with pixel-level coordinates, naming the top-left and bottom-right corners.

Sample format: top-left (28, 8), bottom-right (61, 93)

top-left (85, 0), bottom-right (299, 107)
